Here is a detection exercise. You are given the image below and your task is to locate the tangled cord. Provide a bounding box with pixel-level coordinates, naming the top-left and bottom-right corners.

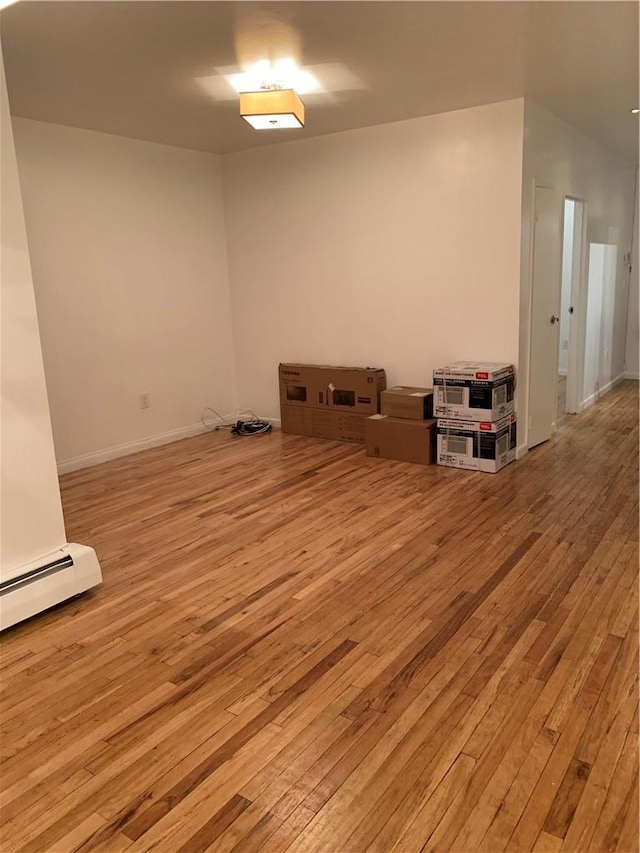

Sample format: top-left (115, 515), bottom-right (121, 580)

top-left (230, 419), bottom-right (272, 436)
top-left (201, 407), bottom-right (272, 437)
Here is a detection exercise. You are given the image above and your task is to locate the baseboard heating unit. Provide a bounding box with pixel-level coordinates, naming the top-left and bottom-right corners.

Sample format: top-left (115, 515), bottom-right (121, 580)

top-left (0, 543), bottom-right (102, 631)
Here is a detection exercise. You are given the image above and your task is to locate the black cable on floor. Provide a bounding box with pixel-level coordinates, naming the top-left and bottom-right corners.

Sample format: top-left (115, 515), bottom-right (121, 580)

top-left (230, 419), bottom-right (272, 436)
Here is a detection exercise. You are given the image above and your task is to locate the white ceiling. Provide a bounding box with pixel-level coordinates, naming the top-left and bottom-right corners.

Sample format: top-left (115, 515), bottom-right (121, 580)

top-left (1, 1), bottom-right (638, 162)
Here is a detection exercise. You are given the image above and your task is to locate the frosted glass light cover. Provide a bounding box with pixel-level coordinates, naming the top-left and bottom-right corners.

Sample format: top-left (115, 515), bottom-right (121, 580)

top-left (240, 89), bottom-right (305, 130)
top-left (242, 113), bottom-right (303, 129)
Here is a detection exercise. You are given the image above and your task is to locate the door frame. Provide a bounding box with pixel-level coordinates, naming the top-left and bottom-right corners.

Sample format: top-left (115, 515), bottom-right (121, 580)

top-left (526, 182), bottom-right (562, 449)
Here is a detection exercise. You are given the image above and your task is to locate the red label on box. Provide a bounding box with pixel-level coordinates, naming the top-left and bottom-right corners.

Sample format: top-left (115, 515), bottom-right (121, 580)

top-left (476, 371), bottom-right (489, 380)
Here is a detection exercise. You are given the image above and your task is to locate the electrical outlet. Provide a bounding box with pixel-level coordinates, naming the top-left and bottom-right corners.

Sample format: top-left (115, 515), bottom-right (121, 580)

top-left (140, 393), bottom-right (150, 410)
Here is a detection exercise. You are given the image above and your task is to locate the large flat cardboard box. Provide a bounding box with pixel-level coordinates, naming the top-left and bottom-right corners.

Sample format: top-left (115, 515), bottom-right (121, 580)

top-left (436, 412), bottom-right (517, 473)
top-left (433, 361), bottom-right (515, 421)
top-left (281, 405), bottom-right (368, 443)
top-left (279, 363), bottom-right (386, 415)
top-left (381, 386), bottom-right (433, 420)
top-left (365, 415), bottom-right (437, 465)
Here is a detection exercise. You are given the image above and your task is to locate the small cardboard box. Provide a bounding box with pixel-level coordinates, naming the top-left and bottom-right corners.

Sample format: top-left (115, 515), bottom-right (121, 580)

top-left (281, 405), bottom-right (368, 443)
top-left (436, 413), bottom-right (517, 473)
top-left (381, 386), bottom-right (433, 420)
top-left (365, 415), bottom-right (437, 465)
top-left (279, 363), bottom-right (386, 415)
top-left (433, 362), bottom-right (515, 421)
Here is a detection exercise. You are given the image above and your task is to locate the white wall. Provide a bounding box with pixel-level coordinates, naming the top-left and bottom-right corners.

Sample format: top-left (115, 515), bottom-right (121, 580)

top-left (222, 99), bottom-right (525, 420)
top-left (1, 51), bottom-right (66, 576)
top-left (12, 96), bottom-right (633, 467)
top-left (584, 244), bottom-right (618, 401)
top-left (519, 101), bottom-right (636, 436)
top-left (13, 119), bottom-right (238, 471)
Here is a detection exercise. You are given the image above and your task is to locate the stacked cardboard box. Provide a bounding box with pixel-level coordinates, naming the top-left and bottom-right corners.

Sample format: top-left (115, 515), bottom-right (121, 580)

top-left (433, 362), bottom-right (516, 473)
top-left (380, 386), bottom-right (434, 420)
top-left (279, 363), bottom-right (386, 443)
top-left (365, 385), bottom-right (437, 465)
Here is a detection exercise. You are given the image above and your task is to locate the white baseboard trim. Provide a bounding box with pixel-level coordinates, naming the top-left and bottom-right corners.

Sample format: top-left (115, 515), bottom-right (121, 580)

top-left (57, 423), bottom-right (208, 474)
top-left (579, 372), bottom-right (626, 412)
top-left (267, 417), bottom-right (282, 429)
top-left (624, 371), bottom-right (640, 380)
top-left (516, 443), bottom-right (528, 460)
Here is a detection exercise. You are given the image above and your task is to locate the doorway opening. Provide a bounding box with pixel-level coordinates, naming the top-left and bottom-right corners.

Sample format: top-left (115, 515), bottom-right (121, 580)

top-left (556, 197), bottom-right (585, 421)
top-left (528, 187), bottom-right (587, 450)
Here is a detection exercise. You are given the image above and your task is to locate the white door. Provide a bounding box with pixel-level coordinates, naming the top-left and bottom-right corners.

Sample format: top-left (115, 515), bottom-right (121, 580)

top-left (528, 185), bottom-right (563, 448)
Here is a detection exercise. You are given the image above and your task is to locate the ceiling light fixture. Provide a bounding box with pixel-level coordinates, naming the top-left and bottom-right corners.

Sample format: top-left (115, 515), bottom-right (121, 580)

top-left (240, 86), bottom-right (305, 130)
top-left (631, 108), bottom-right (640, 114)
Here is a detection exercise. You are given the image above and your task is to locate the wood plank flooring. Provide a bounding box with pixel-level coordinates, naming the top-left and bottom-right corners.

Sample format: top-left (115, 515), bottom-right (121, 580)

top-left (557, 375), bottom-right (567, 422)
top-left (1, 381), bottom-right (638, 853)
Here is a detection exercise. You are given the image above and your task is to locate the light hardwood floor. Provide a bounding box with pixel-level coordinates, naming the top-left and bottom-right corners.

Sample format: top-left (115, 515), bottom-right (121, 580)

top-left (557, 375), bottom-right (567, 422)
top-left (1, 382), bottom-right (638, 853)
